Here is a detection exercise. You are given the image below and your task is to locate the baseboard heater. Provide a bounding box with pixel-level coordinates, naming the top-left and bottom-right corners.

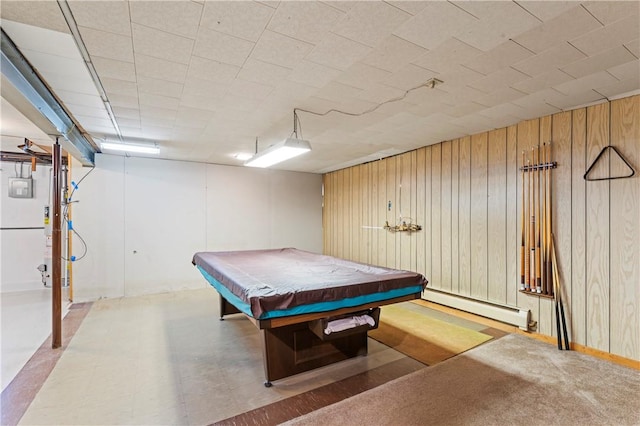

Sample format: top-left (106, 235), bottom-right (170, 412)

top-left (423, 289), bottom-right (530, 331)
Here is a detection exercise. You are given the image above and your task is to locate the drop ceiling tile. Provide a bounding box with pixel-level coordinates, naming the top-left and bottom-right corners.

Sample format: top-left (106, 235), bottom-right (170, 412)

top-left (133, 54), bottom-right (187, 84)
top-left (227, 79), bottom-right (274, 101)
top-left (323, 2), bottom-right (356, 13)
top-left (383, 64), bottom-right (436, 91)
top-left (65, 104), bottom-right (110, 121)
top-left (463, 41), bottom-right (534, 75)
top-left (331, 2), bottom-right (411, 48)
top-left (393, 2), bottom-right (477, 50)
top-left (74, 115), bottom-right (114, 130)
top-left (512, 5), bottom-right (601, 54)
top-left (250, 30), bottom-right (314, 69)
top-left (429, 85), bottom-right (486, 105)
top-left (0, 3), bottom-right (69, 34)
top-left (412, 38), bottom-right (483, 74)
top-left (182, 78), bottom-right (228, 100)
top-left (237, 58), bottom-right (292, 86)
top-left (386, 2), bottom-right (429, 16)
top-left (78, 26), bottom-right (133, 62)
top-left (514, 1), bottom-right (577, 22)
top-left (130, 1), bottom-right (203, 39)
top-left (626, 39), bottom-right (640, 58)
top-left (547, 89), bottom-right (606, 110)
top-left (582, 1), bottom-right (640, 25)
top-left (137, 76), bottom-right (184, 98)
top-left (54, 91), bottom-right (105, 110)
top-left (173, 118), bottom-right (209, 131)
top-left (294, 96), bottom-right (340, 116)
top-left (430, 64), bottom-right (484, 88)
top-left (469, 67), bottom-right (531, 94)
top-left (595, 77), bottom-right (640, 98)
top-left (220, 94), bottom-right (263, 112)
top-left (313, 82), bottom-right (363, 104)
top-left (511, 69), bottom-right (575, 94)
top-left (132, 24), bottom-right (193, 65)
top-left (553, 71), bottom-right (620, 96)
top-left (607, 59), bottom-right (640, 81)
top-left (179, 95), bottom-right (221, 112)
top-left (453, 1), bottom-right (541, 51)
top-left (510, 89), bottom-right (563, 118)
top-left (512, 43), bottom-right (586, 77)
top-left (356, 84), bottom-right (406, 105)
top-left (140, 105), bottom-right (177, 121)
top-left (176, 106), bottom-right (215, 122)
top-left (570, 16), bottom-right (640, 56)
top-left (271, 80), bottom-right (319, 102)
top-left (141, 117), bottom-right (174, 129)
top-left (187, 57), bottom-right (240, 84)
top-left (193, 27), bottom-right (255, 67)
top-left (101, 78), bottom-right (138, 96)
top-left (91, 57), bottom-right (136, 82)
top-left (336, 63), bottom-right (392, 91)
top-left (140, 126), bottom-right (174, 140)
top-left (268, 1), bottom-right (344, 44)
top-left (448, 113), bottom-right (495, 135)
top-left (360, 35), bottom-right (427, 73)
top-left (115, 117), bottom-right (141, 129)
top-left (444, 102), bottom-right (487, 118)
top-left (474, 87), bottom-right (527, 108)
top-left (562, 46), bottom-right (636, 79)
top-left (43, 73), bottom-right (97, 96)
top-left (200, 1), bottom-right (274, 42)
top-left (139, 93), bottom-right (180, 110)
top-left (407, 100), bottom-right (452, 117)
top-left (112, 106), bottom-right (140, 120)
top-left (18, 48), bottom-right (85, 79)
top-left (476, 101), bottom-right (530, 120)
top-left (119, 127), bottom-right (144, 138)
top-left (108, 93), bottom-right (139, 109)
top-left (69, 1), bottom-right (131, 36)
top-left (306, 33), bottom-right (372, 70)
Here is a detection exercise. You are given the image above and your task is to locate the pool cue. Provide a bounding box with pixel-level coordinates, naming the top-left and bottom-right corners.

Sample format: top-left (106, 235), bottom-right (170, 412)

top-left (534, 146), bottom-right (542, 293)
top-left (529, 148), bottom-right (536, 291)
top-left (540, 143), bottom-right (549, 294)
top-left (546, 143), bottom-right (553, 297)
top-left (520, 151), bottom-right (526, 291)
top-left (551, 234), bottom-right (570, 350)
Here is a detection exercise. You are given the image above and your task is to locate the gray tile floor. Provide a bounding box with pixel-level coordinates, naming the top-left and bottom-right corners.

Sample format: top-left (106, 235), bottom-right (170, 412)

top-left (16, 288), bottom-right (408, 425)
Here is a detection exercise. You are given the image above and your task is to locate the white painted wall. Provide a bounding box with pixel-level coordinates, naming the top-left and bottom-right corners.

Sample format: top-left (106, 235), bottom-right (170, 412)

top-left (0, 162), bottom-right (51, 292)
top-left (72, 154), bottom-right (322, 302)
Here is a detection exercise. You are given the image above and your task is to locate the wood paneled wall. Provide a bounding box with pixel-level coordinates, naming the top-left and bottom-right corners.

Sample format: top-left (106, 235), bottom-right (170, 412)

top-left (322, 95), bottom-right (639, 361)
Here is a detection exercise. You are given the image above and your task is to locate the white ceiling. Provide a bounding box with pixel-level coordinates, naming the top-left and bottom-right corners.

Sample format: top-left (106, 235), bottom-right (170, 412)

top-left (1, 1), bottom-right (639, 173)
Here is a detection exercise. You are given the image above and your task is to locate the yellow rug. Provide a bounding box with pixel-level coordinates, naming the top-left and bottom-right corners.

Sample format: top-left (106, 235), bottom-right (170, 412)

top-left (369, 304), bottom-right (493, 365)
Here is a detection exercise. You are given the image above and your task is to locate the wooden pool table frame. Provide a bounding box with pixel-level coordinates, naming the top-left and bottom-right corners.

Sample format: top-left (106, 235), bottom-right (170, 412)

top-left (218, 292), bottom-right (420, 387)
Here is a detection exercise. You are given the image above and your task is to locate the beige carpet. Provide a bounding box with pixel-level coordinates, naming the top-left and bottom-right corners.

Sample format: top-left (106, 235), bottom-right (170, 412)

top-left (369, 303), bottom-right (493, 365)
top-left (282, 334), bottom-right (640, 426)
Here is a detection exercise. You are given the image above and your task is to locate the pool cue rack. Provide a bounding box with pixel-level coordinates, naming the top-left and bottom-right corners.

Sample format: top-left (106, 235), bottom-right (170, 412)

top-left (519, 143), bottom-right (556, 299)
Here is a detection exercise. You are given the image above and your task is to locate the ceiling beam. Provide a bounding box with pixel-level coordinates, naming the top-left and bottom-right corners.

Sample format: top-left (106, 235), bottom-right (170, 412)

top-left (1, 28), bottom-right (97, 166)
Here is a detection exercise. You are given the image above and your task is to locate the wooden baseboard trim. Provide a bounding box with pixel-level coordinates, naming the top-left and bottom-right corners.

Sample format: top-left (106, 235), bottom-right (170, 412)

top-left (514, 330), bottom-right (640, 371)
top-left (414, 299), bottom-right (640, 371)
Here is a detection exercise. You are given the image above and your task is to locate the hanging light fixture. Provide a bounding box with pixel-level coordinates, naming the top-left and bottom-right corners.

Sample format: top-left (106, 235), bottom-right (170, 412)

top-left (245, 111), bottom-right (311, 168)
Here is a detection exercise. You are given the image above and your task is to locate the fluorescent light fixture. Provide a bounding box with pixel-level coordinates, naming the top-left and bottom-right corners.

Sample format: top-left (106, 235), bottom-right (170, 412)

top-left (101, 142), bottom-right (159, 155)
top-left (244, 138), bottom-right (311, 168)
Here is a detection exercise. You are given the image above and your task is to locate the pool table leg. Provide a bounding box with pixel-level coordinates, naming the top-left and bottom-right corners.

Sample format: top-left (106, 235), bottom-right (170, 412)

top-left (219, 295), bottom-right (241, 319)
